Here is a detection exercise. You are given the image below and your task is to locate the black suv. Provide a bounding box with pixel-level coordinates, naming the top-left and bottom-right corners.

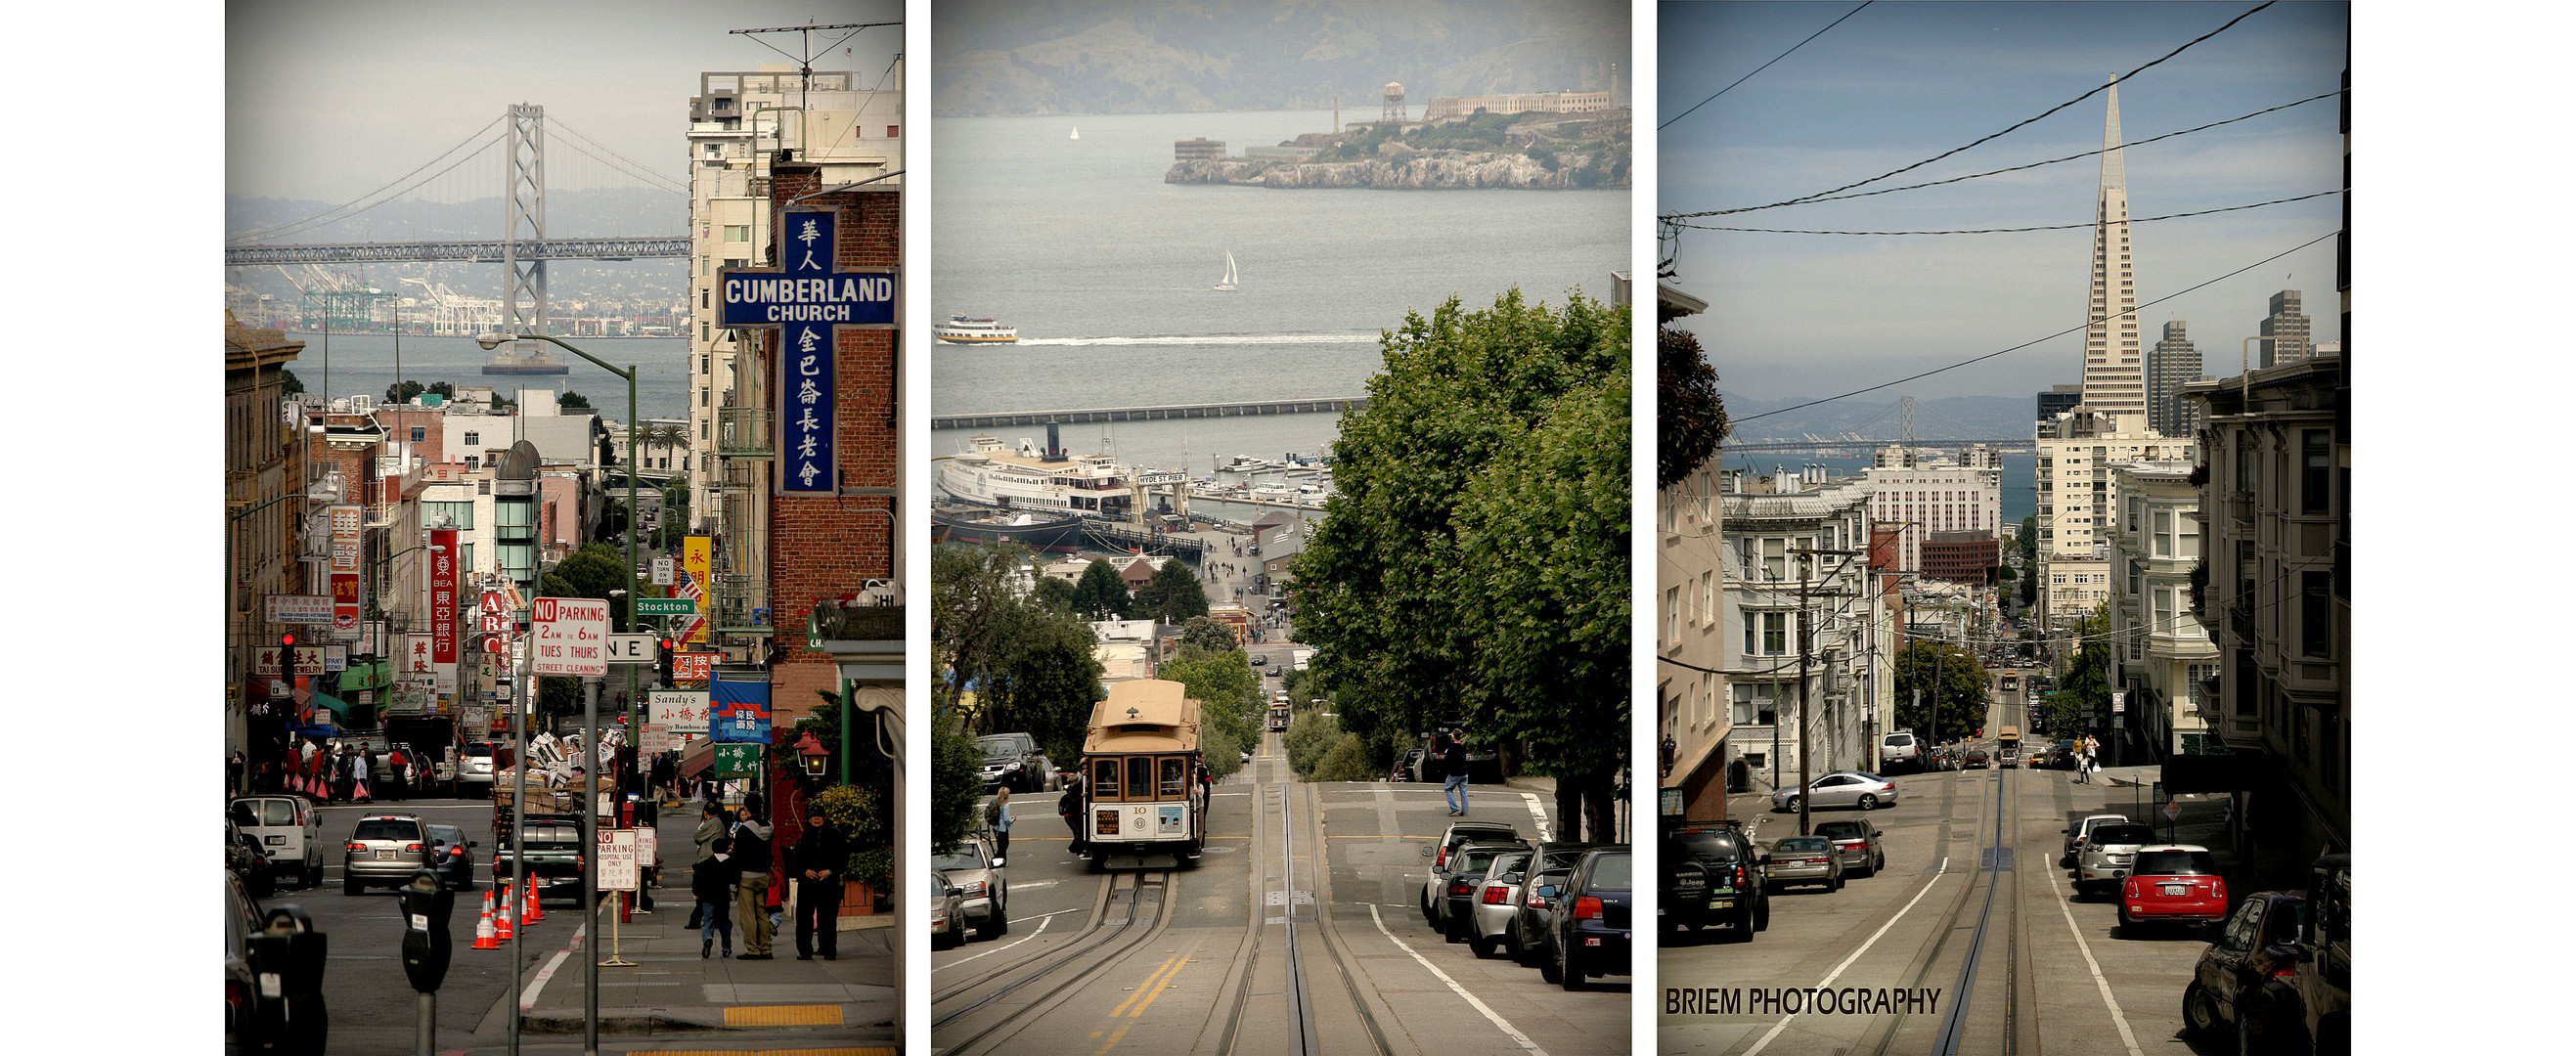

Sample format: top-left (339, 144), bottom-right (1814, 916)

top-left (1663, 822), bottom-right (1767, 942)
top-left (976, 733), bottom-right (1055, 793)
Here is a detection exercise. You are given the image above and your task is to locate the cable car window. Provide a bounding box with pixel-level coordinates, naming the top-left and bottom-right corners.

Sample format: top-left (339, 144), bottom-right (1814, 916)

top-left (1127, 757), bottom-right (1155, 801)
top-left (1159, 757), bottom-right (1187, 798)
top-left (1093, 759), bottom-right (1121, 801)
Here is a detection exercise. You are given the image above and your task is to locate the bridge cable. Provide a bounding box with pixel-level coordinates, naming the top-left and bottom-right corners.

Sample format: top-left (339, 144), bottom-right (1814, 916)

top-left (227, 113), bottom-right (507, 244)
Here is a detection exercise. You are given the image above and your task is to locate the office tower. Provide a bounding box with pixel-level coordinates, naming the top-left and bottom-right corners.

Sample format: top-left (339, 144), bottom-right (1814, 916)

top-left (2080, 76), bottom-right (2145, 417)
top-left (2259, 290), bottom-right (2311, 368)
top-left (2147, 321), bottom-right (2202, 437)
top-left (2037, 384), bottom-right (2083, 424)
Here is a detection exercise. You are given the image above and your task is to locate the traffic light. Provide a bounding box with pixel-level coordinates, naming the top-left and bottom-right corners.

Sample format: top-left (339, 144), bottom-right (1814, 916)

top-left (655, 638), bottom-right (674, 685)
top-left (278, 633), bottom-right (297, 684)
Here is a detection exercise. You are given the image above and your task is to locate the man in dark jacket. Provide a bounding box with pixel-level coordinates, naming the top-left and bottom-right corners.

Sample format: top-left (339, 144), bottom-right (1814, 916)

top-left (789, 806), bottom-right (849, 960)
top-left (1058, 776), bottom-right (1088, 858)
top-left (691, 836), bottom-right (735, 958)
top-left (731, 808), bottom-right (777, 959)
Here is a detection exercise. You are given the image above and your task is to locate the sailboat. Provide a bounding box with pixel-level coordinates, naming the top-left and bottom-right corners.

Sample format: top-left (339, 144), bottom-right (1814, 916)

top-left (1213, 249), bottom-right (1238, 291)
top-left (1070, 125), bottom-right (1081, 141)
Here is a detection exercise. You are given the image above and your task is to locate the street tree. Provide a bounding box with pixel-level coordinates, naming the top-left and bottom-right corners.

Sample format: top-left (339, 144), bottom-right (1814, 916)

top-left (1658, 324), bottom-right (1728, 489)
top-left (1069, 557), bottom-right (1131, 621)
top-left (558, 390), bottom-right (593, 409)
top-left (1892, 640), bottom-right (1988, 743)
top-left (1030, 575), bottom-right (1078, 613)
top-left (1162, 646), bottom-right (1261, 779)
top-left (929, 700), bottom-right (985, 852)
top-left (932, 542), bottom-right (1103, 766)
top-left (1290, 287), bottom-right (1629, 839)
top-left (1132, 558), bottom-right (1209, 623)
top-left (1180, 616), bottom-right (1238, 653)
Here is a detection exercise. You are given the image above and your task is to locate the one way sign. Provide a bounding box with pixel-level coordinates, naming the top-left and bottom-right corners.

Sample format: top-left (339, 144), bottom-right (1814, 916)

top-left (603, 634), bottom-right (660, 665)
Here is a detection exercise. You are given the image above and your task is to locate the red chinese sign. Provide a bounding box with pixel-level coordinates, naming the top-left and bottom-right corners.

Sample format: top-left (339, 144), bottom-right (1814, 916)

top-left (673, 652), bottom-right (720, 682)
top-left (331, 572), bottom-right (361, 632)
top-left (429, 529), bottom-right (459, 665)
top-left (479, 590), bottom-right (512, 654)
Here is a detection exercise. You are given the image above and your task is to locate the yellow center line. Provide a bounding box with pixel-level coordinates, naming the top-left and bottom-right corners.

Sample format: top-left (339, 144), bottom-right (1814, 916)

top-left (1127, 954), bottom-right (1193, 1017)
top-left (1109, 957), bottom-right (1179, 1018)
top-left (1091, 1024), bottom-right (1133, 1056)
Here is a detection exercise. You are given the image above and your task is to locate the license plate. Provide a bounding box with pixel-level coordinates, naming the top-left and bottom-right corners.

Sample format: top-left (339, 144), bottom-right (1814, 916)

top-left (377, 850), bottom-right (394, 859)
top-left (1708, 899), bottom-right (1732, 909)
top-left (2161, 884), bottom-right (2188, 897)
top-left (1584, 937), bottom-right (1602, 946)
top-left (266, 835), bottom-right (285, 845)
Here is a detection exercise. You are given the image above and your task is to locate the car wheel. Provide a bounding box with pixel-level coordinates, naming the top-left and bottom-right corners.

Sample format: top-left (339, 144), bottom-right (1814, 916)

top-left (2182, 982), bottom-right (2219, 1039)
top-left (976, 910), bottom-right (1005, 941)
top-left (1538, 946), bottom-right (1564, 984)
top-left (2236, 999), bottom-right (2268, 1056)
top-left (1445, 910), bottom-right (1470, 944)
top-left (1727, 917), bottom-right (1755, 943)
top-left (1560, 948), bottom-right (1586, 990)
top-left (1422, 893), bottom-right (1438, 928)
top-left (1470, 934), bottom-right (1495, 958)
top-left (1857, 794), bottom-right (1879, 811)
top-left (1829, 874), bottom-right (1844, 892)
top-left (1782, 795), bottom-right (1799, 813)
top-left (1754, 902), bottom-right (1770, 931)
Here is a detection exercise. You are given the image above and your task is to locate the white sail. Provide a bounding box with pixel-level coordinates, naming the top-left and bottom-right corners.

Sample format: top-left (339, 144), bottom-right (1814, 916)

top-left (1070, 125), bottom-right (1081, 141)
top-left (1215, 248), bottom-right (1238, 290)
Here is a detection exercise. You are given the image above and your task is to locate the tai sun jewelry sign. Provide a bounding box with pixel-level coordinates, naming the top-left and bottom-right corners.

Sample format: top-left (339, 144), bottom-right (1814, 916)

top-left (715, 205), bottom-right (897, 497)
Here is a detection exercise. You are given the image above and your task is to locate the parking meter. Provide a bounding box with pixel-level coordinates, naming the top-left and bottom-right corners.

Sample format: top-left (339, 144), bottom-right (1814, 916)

top-left (396, 870), bottom-right (454, 992)
top-left (247, 904), bottom-right (328, 1055)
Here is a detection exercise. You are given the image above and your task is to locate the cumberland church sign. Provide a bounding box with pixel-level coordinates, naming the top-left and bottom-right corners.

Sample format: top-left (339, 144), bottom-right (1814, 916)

top-left (717, 206), bottom-right (896, 496)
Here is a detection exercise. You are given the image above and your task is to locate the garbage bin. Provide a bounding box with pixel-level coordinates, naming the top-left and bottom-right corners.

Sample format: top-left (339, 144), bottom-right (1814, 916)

top-left (1726, 759), bottom-right (1752, 794)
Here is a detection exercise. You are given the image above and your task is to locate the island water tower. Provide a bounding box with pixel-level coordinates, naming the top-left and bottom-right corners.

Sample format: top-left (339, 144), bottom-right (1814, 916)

top-left (1382, 81), bottom-right (1406, 123)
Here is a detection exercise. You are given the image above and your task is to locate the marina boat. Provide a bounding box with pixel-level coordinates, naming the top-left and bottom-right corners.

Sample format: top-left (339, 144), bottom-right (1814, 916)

top-left (1070, 125), bottom-right (1081, 141)
top-left (935, 315), bottom-right (1020, 344)
top-left (932, 505), bottom-right (1084, 551)
top-left (1213, 249), bottom-right (1238, 291)
top-left (936, 429), bottom-right (1140, 518)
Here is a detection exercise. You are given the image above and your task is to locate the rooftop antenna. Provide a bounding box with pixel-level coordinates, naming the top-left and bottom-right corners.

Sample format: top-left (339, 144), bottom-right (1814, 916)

top-left (731, 20), bottom-right (901, 153)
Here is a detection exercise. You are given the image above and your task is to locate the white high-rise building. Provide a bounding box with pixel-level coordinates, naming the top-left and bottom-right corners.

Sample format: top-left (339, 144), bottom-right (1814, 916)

top-left (1862, 462), bottom-right (2001, 573)
top-left (2033, 410), bottom-right (2194, 630)
top-left (2080, 76), bottom-right (2145, 418)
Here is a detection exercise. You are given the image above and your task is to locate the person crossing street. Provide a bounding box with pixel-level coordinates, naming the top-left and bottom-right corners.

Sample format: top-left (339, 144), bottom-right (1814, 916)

top-left (990, 786), bottom-right (1013, 866)
top-left (790, 805), bottom-right (847, 961)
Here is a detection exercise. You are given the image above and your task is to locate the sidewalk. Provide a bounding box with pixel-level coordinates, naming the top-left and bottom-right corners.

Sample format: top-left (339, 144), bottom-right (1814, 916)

top-left (475, 885), bottom-right (900, 1042)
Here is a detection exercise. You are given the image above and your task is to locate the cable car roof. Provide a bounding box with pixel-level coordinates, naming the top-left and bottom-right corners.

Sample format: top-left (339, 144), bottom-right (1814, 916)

top-left (1085, 679), bottom-right (1201, 754)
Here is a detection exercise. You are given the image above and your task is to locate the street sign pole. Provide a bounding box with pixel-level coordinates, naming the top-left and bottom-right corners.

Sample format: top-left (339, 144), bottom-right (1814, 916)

top-left (584, 676), bottom-right (600, 1054)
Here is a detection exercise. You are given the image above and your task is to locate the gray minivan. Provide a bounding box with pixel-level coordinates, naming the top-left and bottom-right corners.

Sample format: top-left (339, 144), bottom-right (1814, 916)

top-left (229, 795), bottom-right (323, 889)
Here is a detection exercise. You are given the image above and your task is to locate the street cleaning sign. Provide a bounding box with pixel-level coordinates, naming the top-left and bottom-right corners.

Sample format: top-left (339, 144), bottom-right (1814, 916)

top-left (715, 205), bottom-right (896, 498)
top-left (530, 596), bottom-right (610, 677)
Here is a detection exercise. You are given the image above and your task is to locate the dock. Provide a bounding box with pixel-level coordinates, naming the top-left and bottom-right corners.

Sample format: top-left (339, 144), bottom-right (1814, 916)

top-left (932, 397), bottom-right (1367, 430)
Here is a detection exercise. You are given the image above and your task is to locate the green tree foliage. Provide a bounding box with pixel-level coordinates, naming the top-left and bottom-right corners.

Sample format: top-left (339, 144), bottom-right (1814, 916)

top-left (280, 369), bottom-right (306, 396)
top-left (1891, 640), bottom-right (1988, 743)
top-left (1162, 646), bottom-right (1260, 780)
top-left (385, 379), bottom-right (458, 404)
top-left (1289, 288), bottom-right (1629, 839)
top-left (933, 542), bottom-right (1104, 766)
top-left (929, 702), bottom-right (986, 853)
top-left (1031, 575), bottom-right (1078, 613)
top-left (1659, 325), bottom-right (1728, 489)
top-left (557, 390), bottom-right (593, 409)
top-left (2054, 602), bottom-right (2113, 736)
top-left (1069, 557), bottom-right (1131, 621)
top-left (530, 543), bottom-right (642, 717)
top-left (1312, 734), bottom-right (1381, 783)
top-left (1131, 557), bottom-right (1210, 624)
top-left (1179, 616), bottom-right (1238, 653)
top-left (1284, 709), bottom-right (1343, 779)
top-left (650, 479), bottom-right (692, 551)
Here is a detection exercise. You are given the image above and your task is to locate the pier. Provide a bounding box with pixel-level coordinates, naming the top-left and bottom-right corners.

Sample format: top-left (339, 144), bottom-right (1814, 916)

top-left (932, 397), bottom-right (1367, 430)
top-left (1082, 520), bottom-right (1212, 559)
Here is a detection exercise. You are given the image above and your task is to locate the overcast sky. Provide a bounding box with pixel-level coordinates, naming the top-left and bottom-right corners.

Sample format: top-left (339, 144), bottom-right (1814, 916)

top-left (227, 0), bottom-right (905, 203)
top-left (1660, 1), bottom-right (2347, 405)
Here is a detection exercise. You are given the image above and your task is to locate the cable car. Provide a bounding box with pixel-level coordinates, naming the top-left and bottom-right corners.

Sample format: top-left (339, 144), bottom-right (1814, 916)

top-left (1079, 680), bottom-right (1207, 869)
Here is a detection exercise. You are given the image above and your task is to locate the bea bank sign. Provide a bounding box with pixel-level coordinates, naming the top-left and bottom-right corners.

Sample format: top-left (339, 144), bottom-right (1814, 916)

top-left (529, 596), bottom-right (609, 677)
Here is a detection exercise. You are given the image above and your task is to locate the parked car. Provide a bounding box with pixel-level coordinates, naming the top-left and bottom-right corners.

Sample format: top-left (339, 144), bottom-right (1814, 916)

top-left (1963, 748), bottom-right (1991, 769)
top-left (976, 733), bottom-right (1055, 793)
top-left (501, 818), bottom-right (590, 904)
top-left (935, 836), bottom-right (1009, 940)
top-left (1880, 731), bottom-right (1920, 771)
top-left (1662, 822), bottom-right (1767, 941)
top-left (2277, 854), bottom-right (2349, 1056)
top-left (2075, 822), bottom-right (2160, 896)
top-left (343, 814), bottom-right (434, 896)
top-left (1761, 835), bottom-right (1844, 893)
top-left (231, 795), bottom-right (325, 890)
top-left (228, 821), bottom-right (277, 900)
top-left (1500, 842), bottom-right (1598, 963)
top-left (2062, 814), bottom-right (2133, 867)
top-left (1390, 747), bottom-right (1426, 782)
top-left (1768, 770), bottom-right (1899, 812)
top-left (2118, 845), bottom-right (2228, 933)
top-left (2184, 891), bottom-right (2308, 1050)
top-left (1464, 849), bottom-right (1534, 957)
top-left (423, 822), bottom-right (479, 891)
top-left (1440, 841), bottom-right (1530, 942)
top-left (2041, 739), bottom-right (2078, 770)
top-left (1266, 666), bottom-right (1284, 678)
top-left (1420, 820), bottom-right (1519, 928)
top-left (227, 874), bottom-right (326, 1053)
top-left (1543, 847), bottom-right (1631, 990)
top-left (1811, 819), bottom-right (1888, 879)
top-left (458, 739), bottom-right (513, 797)
top-left (930, 867), bottom-right (967, 949)
top-left (1510, 865), bottom-right (1577, 968)
top-left (1249, 654), bottom-right (1268, 667)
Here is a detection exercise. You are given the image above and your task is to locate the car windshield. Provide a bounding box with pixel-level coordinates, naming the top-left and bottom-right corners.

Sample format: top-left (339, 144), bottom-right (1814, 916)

top-left (1815, 822), bottom-right (1866, 839)
top-left (464, 744), bottom-right (493, 758)
top-left (935, 845), bottom-right (989, 870)
top-left (516, 825), bottom-right (582, 847)
top-left (2091, 824), bottom-right (2156, 846)
top-left (1488, 852), bottom-right (1532, 880)
top-left (1669, 831), bottom-right (1744, 862)
top-left (352, 818), bottom-right (421, 841)
top-left (1456, 848), bottom-right (1508, 873)
top-left (1774, 837), bottom-right (1833, 853)
top-left (1585, 853), bottom-right (1631, 890)
top-left (426, 825), bottom-right (464, 846)
top-left (979, 740), bottom-right (1019, 759)
top-left (2133, 850), bottom-right (2219, 876)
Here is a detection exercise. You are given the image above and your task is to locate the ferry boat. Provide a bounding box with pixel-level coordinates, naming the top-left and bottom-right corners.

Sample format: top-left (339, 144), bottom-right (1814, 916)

top-left (935, 315), bottom-right (1019, 344)
top-left (935, 429), bottom-right (1138, 519)
top-left (480, 346), bottom-right (570, 375)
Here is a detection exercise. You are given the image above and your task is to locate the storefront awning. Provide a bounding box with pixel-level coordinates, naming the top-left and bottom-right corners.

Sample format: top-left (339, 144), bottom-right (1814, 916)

top-left (307, 692), bottom-right (352, 716)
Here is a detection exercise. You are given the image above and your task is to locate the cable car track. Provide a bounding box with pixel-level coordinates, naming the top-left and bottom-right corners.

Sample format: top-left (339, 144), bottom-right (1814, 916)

top-left (1214, 755), bottom-right (1395, 1056)
top-left (931, 866), bottom-right (1178, 1054)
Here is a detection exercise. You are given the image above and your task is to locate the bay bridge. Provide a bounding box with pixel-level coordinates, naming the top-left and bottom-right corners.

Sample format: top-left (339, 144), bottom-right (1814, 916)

top-left (1725, 438), bottom-right (2037, 454)
top-left (224, 103), bottom-right (691, 335)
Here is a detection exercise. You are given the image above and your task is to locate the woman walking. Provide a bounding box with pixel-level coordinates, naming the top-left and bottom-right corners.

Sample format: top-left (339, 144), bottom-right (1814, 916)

top-left (991, 786), bottom-right (1014, 866)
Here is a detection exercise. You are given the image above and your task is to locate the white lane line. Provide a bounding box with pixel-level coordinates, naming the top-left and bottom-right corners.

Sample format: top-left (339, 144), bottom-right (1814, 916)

top-left (1007, 906), bottom-right (1083, 924)
top-left (1367, 903), bottom-right (1550, 1056)
top-left (1519, 792), bottom-right (1551, 842)
top-left (1742, 858), bottom-right (1951, 1056)
top-left (936, 912), bottom-right (1052, 968)
top-left (517, 921), bottom-right (585, 1010)
top-left (2053, 882), bottom-right (2146, 1056)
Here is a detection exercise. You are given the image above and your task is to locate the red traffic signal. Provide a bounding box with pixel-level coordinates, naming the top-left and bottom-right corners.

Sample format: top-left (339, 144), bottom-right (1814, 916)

top-left (281, 633), bottom-right (296, 646)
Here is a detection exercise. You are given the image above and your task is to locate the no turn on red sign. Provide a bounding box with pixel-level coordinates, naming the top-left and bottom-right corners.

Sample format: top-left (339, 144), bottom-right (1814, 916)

top-left (530, 596), bottom-right (610, 677)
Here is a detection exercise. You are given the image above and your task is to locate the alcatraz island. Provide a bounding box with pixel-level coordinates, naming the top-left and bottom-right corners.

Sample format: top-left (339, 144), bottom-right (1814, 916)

top-left (1165, 84), bottom-right (1630, 191)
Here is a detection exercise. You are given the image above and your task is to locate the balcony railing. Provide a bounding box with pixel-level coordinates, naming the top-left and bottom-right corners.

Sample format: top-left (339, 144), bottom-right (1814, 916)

top-left (813, 602), bottom-right (903, 642)
top-left (718, 406), bottom-right (774, 460)
top-left (711, 573), bottom-right (773, 634)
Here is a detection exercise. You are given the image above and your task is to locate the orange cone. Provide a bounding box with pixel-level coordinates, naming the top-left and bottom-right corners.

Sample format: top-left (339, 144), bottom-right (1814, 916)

top-left (471, 893), bottom-right (500, 949)
top-left (495, 885), bottom-right (514, 942)
top-left (523, 878), bottom-right (544, 923)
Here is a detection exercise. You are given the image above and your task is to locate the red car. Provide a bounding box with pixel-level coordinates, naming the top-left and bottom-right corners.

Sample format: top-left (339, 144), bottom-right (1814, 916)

top-left (2120, 845), bottom-right (2228, 932)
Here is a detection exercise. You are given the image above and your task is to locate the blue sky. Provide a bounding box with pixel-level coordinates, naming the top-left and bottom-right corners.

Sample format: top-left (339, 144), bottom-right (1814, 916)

top-left (1659, 1), bottom-right (2348, 403)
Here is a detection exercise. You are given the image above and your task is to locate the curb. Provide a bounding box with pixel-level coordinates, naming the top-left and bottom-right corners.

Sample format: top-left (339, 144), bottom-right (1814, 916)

top-left (516, 1004), bottom-right (897, 1035)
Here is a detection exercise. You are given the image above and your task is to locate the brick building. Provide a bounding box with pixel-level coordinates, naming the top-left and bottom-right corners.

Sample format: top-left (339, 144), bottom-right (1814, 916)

top-left (1919, 531), bottom-right (1999, 586)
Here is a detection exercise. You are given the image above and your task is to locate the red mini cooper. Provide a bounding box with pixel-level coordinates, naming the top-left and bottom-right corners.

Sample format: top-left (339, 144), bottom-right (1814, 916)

top-left (2120, 844), bottom-right (2228, 933)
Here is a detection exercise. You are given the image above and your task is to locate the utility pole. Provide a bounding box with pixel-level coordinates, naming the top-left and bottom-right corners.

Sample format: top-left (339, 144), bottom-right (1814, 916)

top-left (1793, 545), bottom-right (1866, 837)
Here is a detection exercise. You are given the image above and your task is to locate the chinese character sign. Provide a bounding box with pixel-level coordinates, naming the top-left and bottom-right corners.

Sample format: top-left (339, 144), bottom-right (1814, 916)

top-left (648, 689), bottom-right (709, 729)
top-left (682, 536), bottom-right (711, 648)
top-left (328, 506), bottom-right (362, 573)
top-left (673, 652), bottom-right (718, 682)
top-left (331, 572), bottom-right (361, 632)
top-left (713, 206), bottom-right (896, 499)
top-left (429, 529), bottom-right (459, 665)
top-left (708, 676), bottom-right (770, 743)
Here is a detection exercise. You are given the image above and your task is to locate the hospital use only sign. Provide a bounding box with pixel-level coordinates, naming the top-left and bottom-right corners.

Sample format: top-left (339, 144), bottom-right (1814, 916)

top-left (715, 206), bottom-right (896, 498)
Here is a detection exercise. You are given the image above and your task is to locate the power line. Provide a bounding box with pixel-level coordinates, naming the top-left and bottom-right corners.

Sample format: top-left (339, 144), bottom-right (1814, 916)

top-left (1660, 1), bottom-right (1873, 132)
top-left (1677, 188), bottom-right (2342, 236)
top-left (1697, 1), bottom-right (2279, 217)
top-left (1663, 88), bottom-right (2342, 220)
top-left (1733, 227), bottom-right (2339, 424)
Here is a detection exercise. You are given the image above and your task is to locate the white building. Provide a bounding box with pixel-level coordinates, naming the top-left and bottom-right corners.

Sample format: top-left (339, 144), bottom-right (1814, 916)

top-left (2033, 409), bottom-right (2193, 630)
top-left (2108, 462), bottom-right (2218, 759)
top-left (1862, 462), bottom-right (2001, 573)
top-left (1719, 468), bottom-right (1875, 786)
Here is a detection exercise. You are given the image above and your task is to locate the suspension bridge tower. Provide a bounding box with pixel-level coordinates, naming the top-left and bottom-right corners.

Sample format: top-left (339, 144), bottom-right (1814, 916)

top-left (503, 104), bottom-right (549, 339)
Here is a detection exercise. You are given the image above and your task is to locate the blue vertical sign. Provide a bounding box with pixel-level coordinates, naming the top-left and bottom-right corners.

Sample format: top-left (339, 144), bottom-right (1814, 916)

top-left (708, 674), bottom-right (772, 744)
top-left (716, 206), bottom-right (898, 497)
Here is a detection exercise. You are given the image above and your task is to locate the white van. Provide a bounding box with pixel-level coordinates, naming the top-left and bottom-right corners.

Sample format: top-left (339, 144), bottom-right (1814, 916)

top-left (1880, 731), bottom-right (1921, 771)
top-left (229, 795), bottom-right (324, 889)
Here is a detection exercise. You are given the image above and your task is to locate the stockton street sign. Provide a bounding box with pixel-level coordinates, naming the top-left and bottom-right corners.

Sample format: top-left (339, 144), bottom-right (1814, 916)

top-left (715, 206), bottom-right (896, 498)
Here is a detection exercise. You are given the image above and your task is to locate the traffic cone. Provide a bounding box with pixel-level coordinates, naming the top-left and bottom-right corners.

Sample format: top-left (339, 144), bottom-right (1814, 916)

top-left (523, 878), bottom-right (544, 923)
top-left (471, 893), bottom-right (500, 949)
top-left (495, 884), bottom-right (514, 942)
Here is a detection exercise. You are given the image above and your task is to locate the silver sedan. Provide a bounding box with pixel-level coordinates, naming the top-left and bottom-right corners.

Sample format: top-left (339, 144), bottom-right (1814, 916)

top-left (1762, 836), bottom-right (1844, 893)
top-left (1770, 771), bottom-right (1900, 812)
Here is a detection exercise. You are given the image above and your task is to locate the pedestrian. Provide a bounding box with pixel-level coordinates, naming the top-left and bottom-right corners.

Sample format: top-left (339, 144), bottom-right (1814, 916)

top-left (284, 743), bottom-right (304, 799)
top-left (691, 835), bottom-right (735, 958)
top-left (790, 805), bottom-right (847, 960)
top-left (1438, 733), bottom-right (1470, 816)
top-left (228, 750), bottom-right (245, 796)
top-left (1194, 759), bottom-right (1213, 806)
top-left (731, 807), bottom-right (776, 958)
top-left (350, 746), bottom-right (372, 802)
top-left (687, 802), bottom-right (725, 928)
top-left (1058, 774), bottom-right (1088, 858)
top-left (385, 745), bottom-right (408, 801)
top-left (991, 786), bottom-right (1014, 866)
